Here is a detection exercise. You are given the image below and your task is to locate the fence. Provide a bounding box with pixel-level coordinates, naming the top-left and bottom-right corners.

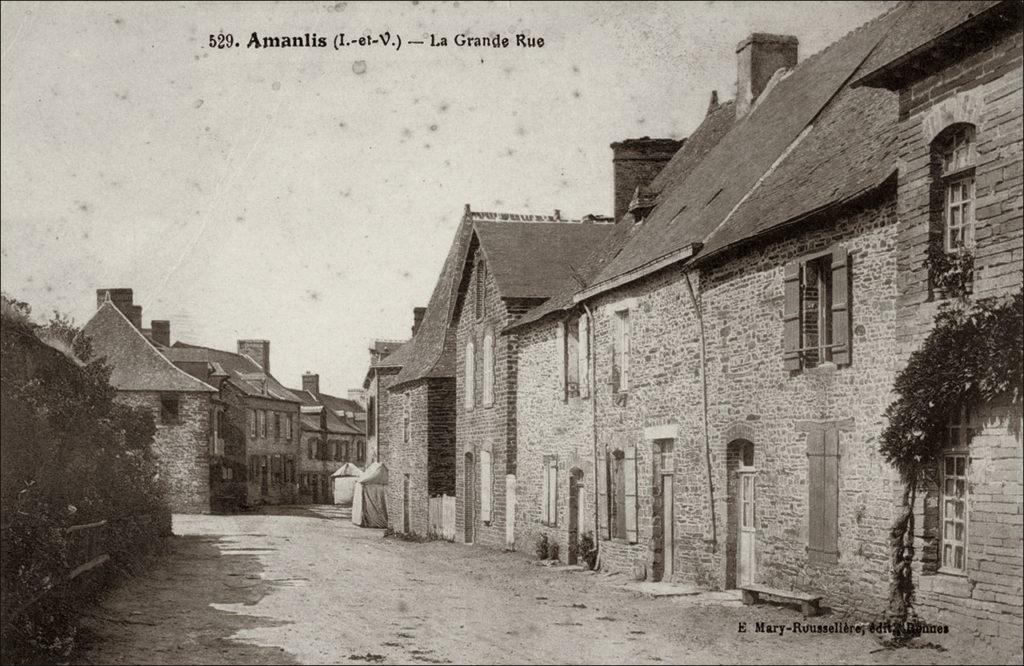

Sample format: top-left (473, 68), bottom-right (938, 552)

top-left (428, 494), bottom-right (456, 541)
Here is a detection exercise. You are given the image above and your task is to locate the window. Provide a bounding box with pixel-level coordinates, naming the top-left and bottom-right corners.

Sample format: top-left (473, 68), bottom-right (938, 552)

top-left (465, 339), bottom-right (476, 410)
top-left (258, 410), bottom-right (267, 437)
top-left (248, 409), bottom-right (256, 437)
top-left (482, 330), bottom-right (494, 407)
top-left (611, 309), bottom-right (631, 392)
top-left (541, 456), bottom-right (558, 526)
top-left (404, 416), bottom-right (410, 443)
top-left (609, 450), bottom-right (626, 539)
top-left (357, 439), bottom-right (365, 460)
top-left (937, 126), bottom-right (977, 252)
top-left (211, 409), bottom-right (224, 455)
top-left (562, 317), bottom-right (581, 399)
top-left (783, 248), bottom-right (851, 370)
top-left (287, 414), bottom-right (293, 441)
top-left (475, 259), bottom-right (487, 320)
top-left (479, 450), bottom-right (492, 523)
top-left (578, 313), bottom-right (590, 398)
top-left (807, 428), bottom-right (839, 564)
top-left (160, 395), bottom-right (180, 424)
top-left (941, 409), bottom-right (971, 573)
top-left (367, 396), bottom-right (376, 437)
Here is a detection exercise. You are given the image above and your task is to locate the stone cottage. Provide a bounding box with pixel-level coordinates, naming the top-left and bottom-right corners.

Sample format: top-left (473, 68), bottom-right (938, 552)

top-left (81, 290), bottom-right (218, 513)
top-left (164, 339), bottom-right (302, 508)
top-left (507, 0), bottom-right (1020, 653)
top-left (290, 372), bottom-right (366, 503)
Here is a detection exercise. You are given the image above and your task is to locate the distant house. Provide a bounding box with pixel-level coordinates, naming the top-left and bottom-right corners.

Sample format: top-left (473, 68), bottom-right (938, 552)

top-left (289, 372), bottom-right (367, 503)
top-left (363, 338), bottom-right (408, 467)
top-left (81, 289), bottom-right (218, 513)
top-left (164, 340), bottom-right (302, 508)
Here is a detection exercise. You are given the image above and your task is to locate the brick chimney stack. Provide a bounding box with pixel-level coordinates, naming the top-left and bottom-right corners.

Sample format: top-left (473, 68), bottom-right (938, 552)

top-left (610, 138), bottom-right (683, 222)
top-left (96, 288), bottom-right (143, 328)
top-left (412, 307), bottom-right (427, 336)
top-left (736, 33), bottom-right (798, 118)
top-left (302, 372), bottom-right (320, 397)
top-left (238, 339), bottom-right (270, 373)
top-left (151, 320), bottom-right (171, 347)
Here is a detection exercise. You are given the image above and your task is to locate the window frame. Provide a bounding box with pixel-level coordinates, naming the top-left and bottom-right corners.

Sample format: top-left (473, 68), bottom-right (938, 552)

top-left (940, 409), bottom-right (971, 575)
top-left (159, 394), bottom-right (181, 425)
top-left (611, 309), bottom-right (631, 393)
top-left (465, 338), bottom-right (476, 411)
top-left (482, 329), bottom-right (495, 407)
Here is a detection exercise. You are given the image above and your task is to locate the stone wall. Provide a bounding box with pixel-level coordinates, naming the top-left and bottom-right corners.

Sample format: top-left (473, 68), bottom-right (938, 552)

top-left (387, 381), bottom-right (430, 535)
top-left (221, 385), bottom-right (299, 506)
top-left (514, 319), bottom-right (595, 562)
top-left (115, 390), bottom-right (212, 514)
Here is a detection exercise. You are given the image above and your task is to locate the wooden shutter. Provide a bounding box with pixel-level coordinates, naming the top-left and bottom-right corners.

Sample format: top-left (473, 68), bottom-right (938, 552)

top-left (831, 248), bottom-right (852, 366)
top-left (550, 457), bottom-right (558, 527)
top-left (480, 451), bottom-right (492, 522)
top-left (541, 457), bottom-right (550, 524)
top-left (807, 428), bottom-right (839, 564)
top-left (464, 341), bottom-right (474, 410)
top-left (783, 261), bottom-right (803, 371)
top-left (556, 320), bottom-right (566, 400)
top-left (597, 447), bottom-right (610, 539)
top-left (624, 444), bottom-right (638, 543)
top-left (579, 313), bottom-right (590, 398)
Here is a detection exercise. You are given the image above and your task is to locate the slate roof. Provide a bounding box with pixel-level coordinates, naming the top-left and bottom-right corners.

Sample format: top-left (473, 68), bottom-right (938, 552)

top-left (165, 342), bottom-right (301, 402)
top-left (473, 219), bottom-right (615, 300)
top-left (287, 388), bottom-right (365, 435)
top-left (370, 340), bottom-right (406, 367)
top-left (391, 211), bottom-right (477, 388)
top-left (508, 101), bottom-right (739, 332)
top-left (580, 4), bottom-right (904, 294)
top-left (80, 302), bottom-right (216, 393)
top-left (292, 392), bottom-right (361, 434)
top-left (854, 0), bottom-right (1006, 88)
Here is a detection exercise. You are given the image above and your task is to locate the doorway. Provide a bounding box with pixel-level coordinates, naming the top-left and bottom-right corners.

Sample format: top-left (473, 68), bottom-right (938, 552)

top-left (403, 474), bottom-right (411, 533)
top-left (568, 469), bottom-right (583, 565)
top-left (464, 452), bottom-right (475, 543)
top-left (728, 440), bottom-right (757, 587)
top-left (661, 473), bottom-right (674, 579)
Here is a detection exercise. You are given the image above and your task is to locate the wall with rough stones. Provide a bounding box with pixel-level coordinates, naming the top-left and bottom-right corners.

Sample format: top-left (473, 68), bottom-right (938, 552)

top-left (892, 26), bottom-right (1023, 656)
top-left (514, 319), bottom-right (596, 563)
top-left (115, 390), bottom-right (213, 514)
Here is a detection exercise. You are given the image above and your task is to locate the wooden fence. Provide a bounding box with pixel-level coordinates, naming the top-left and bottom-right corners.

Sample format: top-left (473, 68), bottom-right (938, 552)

top-left (428, 494), bottom-right (456, 541)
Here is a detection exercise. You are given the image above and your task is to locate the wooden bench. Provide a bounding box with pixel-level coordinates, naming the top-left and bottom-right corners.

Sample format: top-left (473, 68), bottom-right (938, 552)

top-left (739, 584), bottom-right (822, 617)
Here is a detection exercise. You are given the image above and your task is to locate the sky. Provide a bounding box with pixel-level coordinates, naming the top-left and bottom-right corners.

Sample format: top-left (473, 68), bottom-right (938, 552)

top-left (1, 0), bottom-right (893, 396)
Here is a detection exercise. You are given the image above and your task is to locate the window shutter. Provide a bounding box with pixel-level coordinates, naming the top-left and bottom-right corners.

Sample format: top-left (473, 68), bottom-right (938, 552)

top-left (556, 320), bottom-right (566, 400)
top-left (480, 451), bottom-right (492, 522)
top-left (807, 428), bottom-right (839, 564)
top-left (550, 458), bottom-right (558, 527)
top-left (465, 341), bottom-right (475, 410)
top-left (624, 444), bottom-right (638, 543)
top-left (541, 457), bottom-right (550, 524)
top-left (783, 261), bottom-right (803, 371)
top-left (831, 248), bottom-right (852, 366)
top-left (579, 313), bottom-right (590, 398)
top-left (597, 447), bottom-right (610, 539)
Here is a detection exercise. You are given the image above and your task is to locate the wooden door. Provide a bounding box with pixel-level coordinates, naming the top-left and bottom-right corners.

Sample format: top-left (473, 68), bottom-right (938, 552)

top-left (403, 475), bottom-right (411, 534)
top-left (568, 474), bottom-right (580, 565)
top-left (464, 453), bottom-right (474, 543)
top-left (737, 472), bottom-right (756, 585)
top-left (662, 474), bottom-right (674, 579)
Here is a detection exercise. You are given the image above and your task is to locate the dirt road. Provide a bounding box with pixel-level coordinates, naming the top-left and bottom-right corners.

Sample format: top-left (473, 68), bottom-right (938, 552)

top-left (74, 507), bottom-right (996, 664)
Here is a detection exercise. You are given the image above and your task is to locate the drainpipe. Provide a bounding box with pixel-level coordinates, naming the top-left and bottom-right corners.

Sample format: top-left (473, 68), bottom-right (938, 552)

top-left (581, 301), bottom-right (601, 569)
top-left (684, 271), bottom-right (718, 553)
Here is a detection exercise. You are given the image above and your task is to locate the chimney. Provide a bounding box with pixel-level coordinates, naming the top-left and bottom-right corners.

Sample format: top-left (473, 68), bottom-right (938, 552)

top-left (96, 288), bottom-right (145, 328)
top-left (238, 339), bottom-right (270, 373)
top-left (412, 307), bottom-right (427, 336)
top-left (151, 320), bottom-right (171, 347)
top-left (736, 33), bottom-right (798, 118)
top-left (302, 372), bottom-right (320, 397)
top-left (610, 138), bottom-right (683, 222)
top-left (347, 389), bottom-right (366, 408)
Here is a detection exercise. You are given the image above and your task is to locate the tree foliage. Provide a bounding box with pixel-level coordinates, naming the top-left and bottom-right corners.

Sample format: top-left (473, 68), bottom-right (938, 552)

top-left (880, 291), bottom-right (1023, 480)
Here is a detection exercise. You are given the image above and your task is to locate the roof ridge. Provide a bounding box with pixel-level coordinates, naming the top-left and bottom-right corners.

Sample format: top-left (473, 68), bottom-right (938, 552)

top-left (94, 302), bottom-right (217, 392)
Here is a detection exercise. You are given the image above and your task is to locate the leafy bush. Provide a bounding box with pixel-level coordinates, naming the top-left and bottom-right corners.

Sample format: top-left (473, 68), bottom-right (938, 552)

top-left (578, 531), bottom-right (598, 570)
top-left (1, 293), bottom-right (169, 664)
top-left (534, 533), bottom-right (549, 560)
top-left (549, 541), bottom-right (560, 562)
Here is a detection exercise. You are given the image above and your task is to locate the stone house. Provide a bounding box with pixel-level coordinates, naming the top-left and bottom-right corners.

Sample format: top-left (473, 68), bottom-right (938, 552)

top-left (164, 339), bottom-right (302, 508)
top-left (506, 0), bottom-right (1020, 653)
top-left (450, 209), bottom-right (614, 549)
top-left (854, 0), bottom-right (1023, 648)
top-left (363, 338), bottom-right (407, 466)
top-left (81, 290), bottom-right (219, 514)
top-left (290, 372), bottom-right (367, 503)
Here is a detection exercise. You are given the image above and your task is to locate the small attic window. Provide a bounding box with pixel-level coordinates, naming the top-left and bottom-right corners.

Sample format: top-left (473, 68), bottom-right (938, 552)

top-left (160, 395), bottom-right (180, 424)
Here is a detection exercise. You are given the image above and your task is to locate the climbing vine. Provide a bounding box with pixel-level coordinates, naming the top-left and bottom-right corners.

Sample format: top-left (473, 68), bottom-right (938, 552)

top-left (879, 290), bottom-right (1023, 635)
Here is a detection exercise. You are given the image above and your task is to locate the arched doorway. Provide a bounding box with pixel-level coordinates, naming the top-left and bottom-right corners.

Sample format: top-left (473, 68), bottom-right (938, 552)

top-left (464, 452), bottom-right (475, 544)
top-left (567, 468), bottom-right (584, 565)
top-left (726, 439), bottom-right (756, 587)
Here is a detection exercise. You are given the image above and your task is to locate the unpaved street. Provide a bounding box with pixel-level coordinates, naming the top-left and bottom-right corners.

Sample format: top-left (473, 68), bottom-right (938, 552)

top-left (75, 509), bottom-right (992, 665)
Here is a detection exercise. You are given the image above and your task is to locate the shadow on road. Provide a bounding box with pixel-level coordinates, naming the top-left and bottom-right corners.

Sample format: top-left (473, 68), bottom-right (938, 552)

top-left (74, 534), bottom-right (299, 665)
